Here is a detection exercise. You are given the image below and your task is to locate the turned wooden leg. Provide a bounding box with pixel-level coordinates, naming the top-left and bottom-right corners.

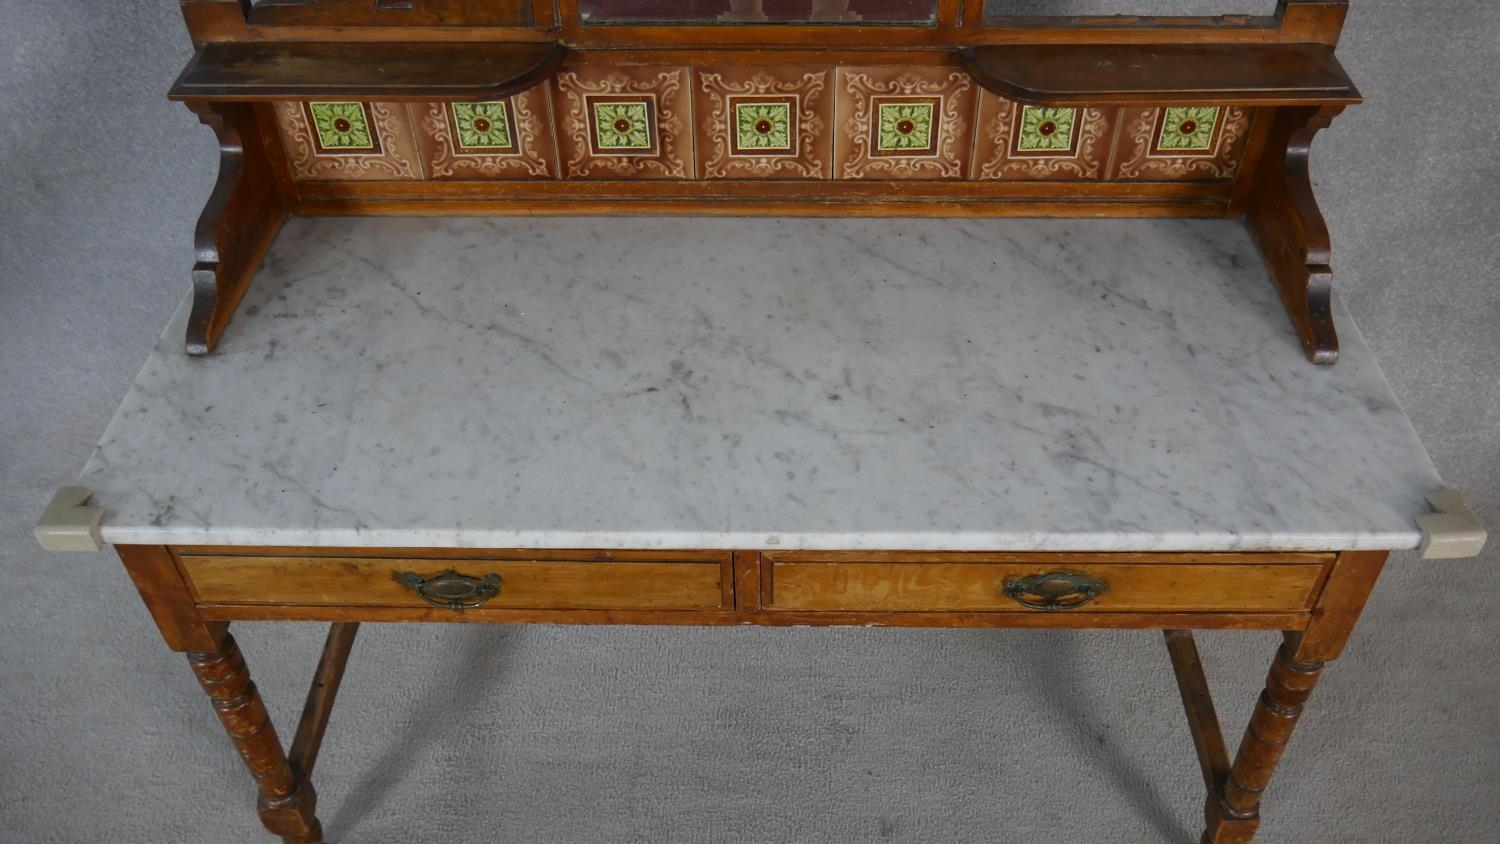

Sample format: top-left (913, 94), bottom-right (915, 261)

top-left (187, 635), bottom-right (323, 844)
top-left (1200, 633), bottom-right (1323, 844)
top-left (1176, 551), bottom-right (1387, 844)
top-left (1224, 638), bottom-right (1323, 815)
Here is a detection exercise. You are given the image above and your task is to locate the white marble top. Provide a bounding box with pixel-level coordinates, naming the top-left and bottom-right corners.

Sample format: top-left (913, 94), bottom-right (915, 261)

top-left (77, 216), bottom-right (1442, 551)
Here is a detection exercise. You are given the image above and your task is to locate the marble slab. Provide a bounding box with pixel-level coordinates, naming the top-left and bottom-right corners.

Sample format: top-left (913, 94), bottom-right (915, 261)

top-left (76, 216), bottom-right (1442, 551)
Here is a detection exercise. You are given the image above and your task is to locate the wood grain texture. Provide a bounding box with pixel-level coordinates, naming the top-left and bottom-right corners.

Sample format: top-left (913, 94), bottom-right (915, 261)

top-left (180, 555), bottom-right (728, 610)
top-left (171, 12), bottom-right (1362, 367)
top-left (292, 175), bottom-right (1235, 203)
top-left (766, 560), bottom-right (1325, 613)
top-left (732, 551), bottom-right (764, 613)
top-left (115, 545), bottom-right (228, 652)
top-left (177, 0), bottom-right (1343, 48)
top-left (170, 41), bottom-right (566, 102)
top-left (172, 548), bottom-right (1338, 626)
top-left (1295, 549), bottom-right (1388, 662)
top-left (1166, 630), bottom-right (1232, 795)
top-left (248, 0), bottom-right (534, 27)
top-left (186, 634), bottom-right (323, 843)
top-left (960, 43), bottom-right (1359, 107)
top-left (184, 101), bottom-right (287, 356)
top-left (1201, 632), bottom-right (1324, 843)
top-left (288, 622), bottom-right (358, 782)
top-left (196, 603), bottom-right (1314, 631)
top-left (1166, 630), bottom-right (1240, 842)
top-left (1201, 549), bottom-right (1389, 843)
top-left (168, 547), bottom-right (1333, 629)
top-left (1243, 104), bottom-right (1346, 364)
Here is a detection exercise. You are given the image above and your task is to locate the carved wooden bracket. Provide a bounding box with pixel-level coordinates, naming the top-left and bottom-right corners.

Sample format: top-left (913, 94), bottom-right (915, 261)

top-left (1244, 105), bottom-right (1346, 365)
top-left (186, 101), bottom-right (289, 355)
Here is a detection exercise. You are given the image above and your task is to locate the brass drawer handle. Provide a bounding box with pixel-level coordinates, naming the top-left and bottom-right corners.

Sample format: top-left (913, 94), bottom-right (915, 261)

top-left (1002, 570), bottom-right (1107, 611)
top-left (396, 569), bottom-right (502, 610)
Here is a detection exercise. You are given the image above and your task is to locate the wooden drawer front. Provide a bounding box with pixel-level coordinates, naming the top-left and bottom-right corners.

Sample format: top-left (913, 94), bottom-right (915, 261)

top-left (182, 554), bottom-right (727, 611)
top-left (766, 556), bottom-right (1327, 614)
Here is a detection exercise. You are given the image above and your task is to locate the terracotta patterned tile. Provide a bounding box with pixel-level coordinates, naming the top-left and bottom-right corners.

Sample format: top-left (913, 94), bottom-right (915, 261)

top-left (833, 67), bottom-right (976, 180)
top-left (1109, 106), bottom-right (1252, 181)
top-left (274, 101), bottom-right (422, 181)
top-left (971, 93), bottom-right (1115, 181)
top-left (554, 67), bottom-right (693, 179)
top-left (694, 68), bottom-right (833, 179)
top-left (414, 88), bottom-right (558, 180)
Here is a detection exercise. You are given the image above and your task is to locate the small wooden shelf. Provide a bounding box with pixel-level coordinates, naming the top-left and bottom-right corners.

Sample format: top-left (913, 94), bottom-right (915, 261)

top-left (960, 43), bottom-right (1361, 106)
top-left (168, 41), bottom-right (566, 102)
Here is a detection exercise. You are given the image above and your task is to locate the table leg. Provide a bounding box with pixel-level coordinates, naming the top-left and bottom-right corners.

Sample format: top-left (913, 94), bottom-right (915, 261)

top-left (118, 546), bottom-right (327, 843)
top-left (187, 634), bottom-right (323, 844)
top-left (1200, 633), bottom-right (1322, 844)
top-left (1199, 550), bottom-right (1388, 843)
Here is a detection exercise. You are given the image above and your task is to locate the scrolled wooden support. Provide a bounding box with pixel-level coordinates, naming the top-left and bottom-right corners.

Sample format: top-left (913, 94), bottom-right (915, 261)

top-left (185, 101), bottom-right (289, 356)
top-left (187, 634), bottom-right (323, 844)
top-left (1244, 104), bottom-right (1347, 365)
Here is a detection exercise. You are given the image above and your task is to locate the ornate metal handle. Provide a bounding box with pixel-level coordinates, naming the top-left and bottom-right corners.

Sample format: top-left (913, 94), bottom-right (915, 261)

top-left (396, 569), bottom-right (502, 610)
top-left (1002, 570), bottom-right (1107, 611)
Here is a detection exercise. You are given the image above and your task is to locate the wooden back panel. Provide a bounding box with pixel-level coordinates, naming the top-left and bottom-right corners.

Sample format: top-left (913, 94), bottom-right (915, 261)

top-left (173, 1), bottom-right (1358, 363)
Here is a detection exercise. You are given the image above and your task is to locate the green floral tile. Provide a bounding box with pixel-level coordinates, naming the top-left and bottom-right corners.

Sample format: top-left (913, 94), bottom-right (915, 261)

top-left (451, 101), bottom-right (512, 151)
top-left (593, 101), bottom-right (652, 150)
top-left (876, 102), bottom-right (934, 152)
top-left (308, 102), bottom-right (376, 151)
top-left (1158, 106), bottom-right (1221, 152)
top-left (1016, 106), bottom-right (1078, 153)
top-left (735, 102), bottom-right (792, 152)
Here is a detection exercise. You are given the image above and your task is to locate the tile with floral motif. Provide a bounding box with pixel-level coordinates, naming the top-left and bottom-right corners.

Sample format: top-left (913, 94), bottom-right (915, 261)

top-left (275, 101), bottom-right (422, 181)
top-left (971, 93), bottom-right (1115, 181)
top-left (695, 68), bottom-right (832, 179)
top-left (1109, 106), bottom-right (1252, 181)
top-left (833, 67), bottom-right (975, 180)
top-left (554, 68), bottom-right (692, 179)
top-left (414, 88), bottom-right (558, 180)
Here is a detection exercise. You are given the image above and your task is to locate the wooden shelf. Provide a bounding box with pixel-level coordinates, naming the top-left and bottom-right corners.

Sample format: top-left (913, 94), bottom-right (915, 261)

top-left (960, 43), bottom-right (1360, 107)
top-left (169, 41), bottom-right (566, 102)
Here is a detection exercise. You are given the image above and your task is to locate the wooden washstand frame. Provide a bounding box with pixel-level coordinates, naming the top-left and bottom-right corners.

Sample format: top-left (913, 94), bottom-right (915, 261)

top-left (109, 2), bottom-right (1397, 842)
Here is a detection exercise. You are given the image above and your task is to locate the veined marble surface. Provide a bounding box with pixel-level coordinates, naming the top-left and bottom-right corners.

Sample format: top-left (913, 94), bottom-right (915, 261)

top-left (78, 217), bottom-right (1442, 551)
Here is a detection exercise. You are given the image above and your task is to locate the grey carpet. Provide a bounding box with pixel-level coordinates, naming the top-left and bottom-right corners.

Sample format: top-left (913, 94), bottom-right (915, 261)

top-left (1, 2), bottom-right (1495, 842)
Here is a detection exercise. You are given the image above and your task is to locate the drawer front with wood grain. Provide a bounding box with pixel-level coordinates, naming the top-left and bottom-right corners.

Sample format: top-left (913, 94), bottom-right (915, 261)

top-left (763, 552), bottom-right (1331, 614)
top-left (180, 551), bottom-right (730, 611)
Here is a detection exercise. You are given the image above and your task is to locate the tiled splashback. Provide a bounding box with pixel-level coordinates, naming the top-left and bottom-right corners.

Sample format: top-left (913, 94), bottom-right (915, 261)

top-left (274, 67), bottom-right (1252, 182)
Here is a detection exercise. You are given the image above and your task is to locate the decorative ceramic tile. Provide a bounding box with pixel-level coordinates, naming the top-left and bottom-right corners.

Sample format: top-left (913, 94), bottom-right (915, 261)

top-left (307, 102), bottom-right (380, 154)
top-left (414, 88), bottom-right (557, 180)
top-left (1156, 106), bottom-right (1220, 152)
top-left (874, 98), bottom-right (939, 155)
top-left (834, 68), bottom-right (975, 180)
top-left (972, 94), bottom-right (1114, 181)
top-left (1110, 106), bottom-right (1251, 181)
top-left (275, 101), bottom-right (422, 181)
top-left (591, 99), bottom-right (655, 152)
top-left (1015, 106), bottom-right (1077, 154)
top-left (734, 100), bottom-right (793, 152)
top-left (555, 68), bottom-right (692, 179)
top-left (695, 68), bottom-right (832, 179)
top-left (452, 102), bottom-right (516, 151)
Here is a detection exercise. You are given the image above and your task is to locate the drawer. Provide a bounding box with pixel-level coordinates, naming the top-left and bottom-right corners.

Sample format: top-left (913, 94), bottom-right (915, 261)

top-left (180, 551), bottom-right (730, 611)
top-left (764, 552), bottom-right (1330, 614)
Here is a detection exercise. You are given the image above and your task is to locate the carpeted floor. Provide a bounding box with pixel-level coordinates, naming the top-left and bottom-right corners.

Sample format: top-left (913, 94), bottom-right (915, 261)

top-left (1, 2), bottom-right (1496, 842)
